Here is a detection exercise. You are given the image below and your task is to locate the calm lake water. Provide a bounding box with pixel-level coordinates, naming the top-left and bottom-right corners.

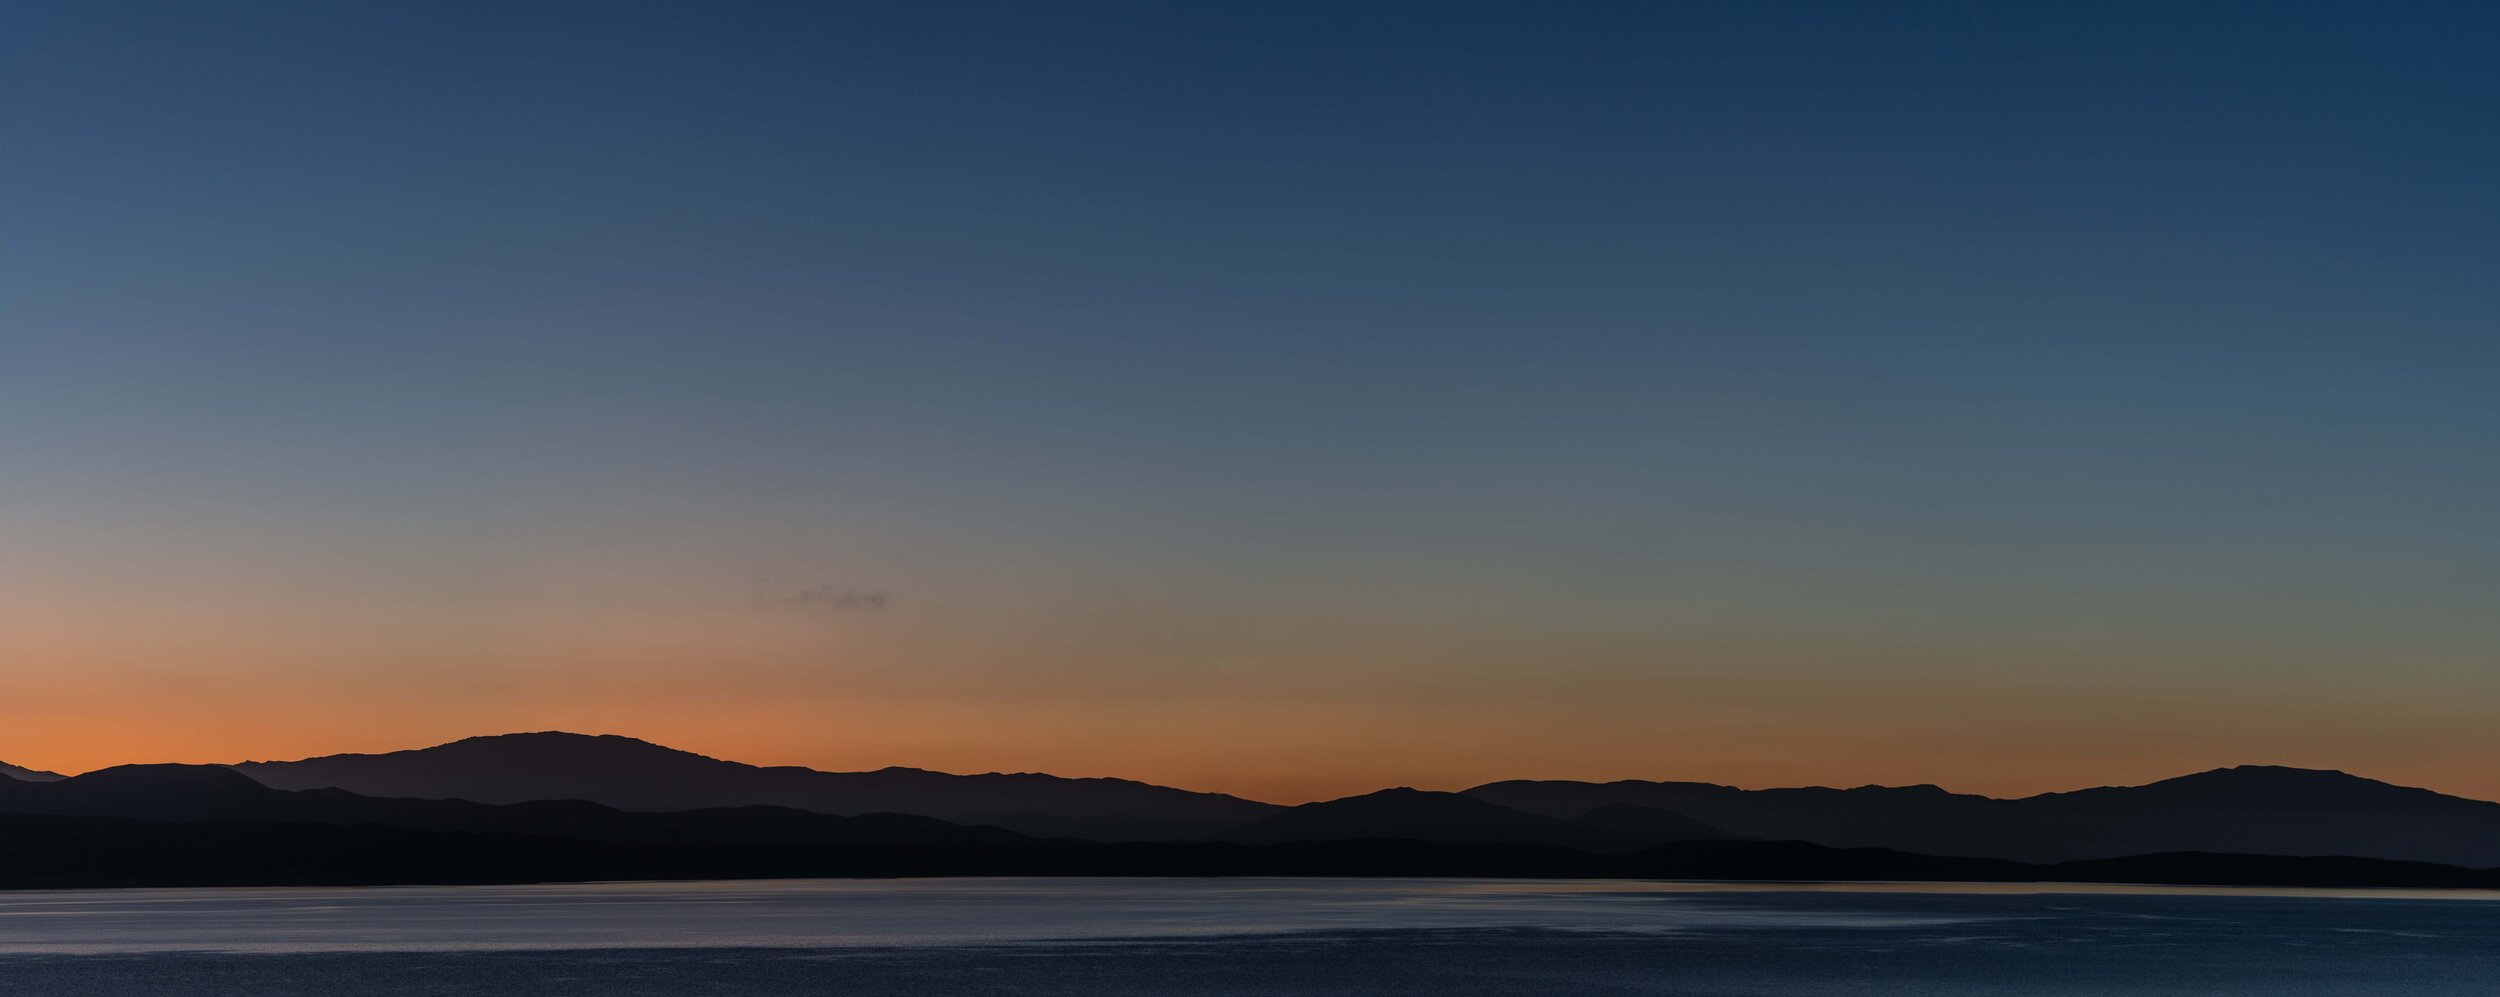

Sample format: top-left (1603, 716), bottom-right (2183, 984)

top-left (3, 878), bottom-right (2497, 995)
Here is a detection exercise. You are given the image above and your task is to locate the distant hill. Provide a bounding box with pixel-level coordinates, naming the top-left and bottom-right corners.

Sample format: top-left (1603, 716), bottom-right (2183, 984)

top-left (1218, 788), bottom-right (1728, 853)
top-left (1466, 766), bottom-right (2500, 867)
top-left (15, 742), bottom-right (2500, 891)
top-left (1221, 788), bottom-right (1578, 845)
top-left (230, 732), bottom-right (1280, 840)
top-left (35, 730), bottom-right (2493, 866)
top-left (1565, 803), bottom-right (1741, 852)
top-left (0, 761), bottom-right (64, 782)
top-left (0, 763), bottom-right (1038, 847)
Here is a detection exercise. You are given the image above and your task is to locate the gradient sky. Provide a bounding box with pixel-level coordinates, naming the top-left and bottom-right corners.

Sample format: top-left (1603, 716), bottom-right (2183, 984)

top-left (5, 2), bottom-right (2498, 803)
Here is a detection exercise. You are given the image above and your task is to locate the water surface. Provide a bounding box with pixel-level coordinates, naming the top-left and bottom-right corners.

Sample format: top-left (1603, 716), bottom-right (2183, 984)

top-left (4, 878), bottom-right (2495, 995)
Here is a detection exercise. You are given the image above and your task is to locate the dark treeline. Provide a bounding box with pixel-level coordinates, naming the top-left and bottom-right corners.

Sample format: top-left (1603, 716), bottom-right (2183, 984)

top-left (7, 814), bottom-right (2496, 892)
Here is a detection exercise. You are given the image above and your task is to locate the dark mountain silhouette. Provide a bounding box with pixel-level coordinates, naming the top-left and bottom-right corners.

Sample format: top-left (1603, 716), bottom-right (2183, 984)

top-left (230, 732), bottom-right (1279, 840)
top-left (14, 745), bottom-right (2500, 892)
top-left (1220, 788), bottom-right (1570, 845)
top-left (1217, 788), bottom-right (1728, 853)
top-left (1564, 803), bottom-right (1742, 852)
top-left (34, 732), bottom-right (2500, 869)
top-left (1466, 765), bottom-right (2500, 867)
top-left (0, 761), bottom-right (64, 782)
top-left (7, 811), bottom-right (2497, 892)
top-left (0, 763), bottom-right (1037, 847)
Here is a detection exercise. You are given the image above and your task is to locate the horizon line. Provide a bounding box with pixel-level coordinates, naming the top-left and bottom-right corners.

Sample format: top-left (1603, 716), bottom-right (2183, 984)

top-left (10, 728), bottom-right (2488, 808)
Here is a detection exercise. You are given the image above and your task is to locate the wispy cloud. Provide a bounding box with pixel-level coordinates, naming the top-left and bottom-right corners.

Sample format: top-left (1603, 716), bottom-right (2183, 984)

top-left (752, 574), bottom-right (893, 616)
top-left (785, 585), bottom-right (891, 614)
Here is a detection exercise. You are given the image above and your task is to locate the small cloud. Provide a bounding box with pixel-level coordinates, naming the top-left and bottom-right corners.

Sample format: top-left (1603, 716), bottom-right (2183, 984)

top-left (751, 574), bottom-right (893, 616)
top-left (786, 585), bottom-right (891, 615)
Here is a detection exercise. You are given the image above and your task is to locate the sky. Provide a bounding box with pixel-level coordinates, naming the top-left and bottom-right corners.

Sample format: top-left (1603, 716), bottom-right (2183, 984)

top-left (3, 1), bottom-right (2497, 804)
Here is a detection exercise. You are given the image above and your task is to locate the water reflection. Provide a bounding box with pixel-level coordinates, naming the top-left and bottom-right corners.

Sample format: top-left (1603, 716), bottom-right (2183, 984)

top-left (1, 878), bottom-right (2494, 955)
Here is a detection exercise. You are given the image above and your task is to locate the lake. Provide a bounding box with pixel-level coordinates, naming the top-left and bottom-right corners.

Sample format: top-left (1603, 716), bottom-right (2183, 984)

top-left (3, 878), bottom-right (2497, 994)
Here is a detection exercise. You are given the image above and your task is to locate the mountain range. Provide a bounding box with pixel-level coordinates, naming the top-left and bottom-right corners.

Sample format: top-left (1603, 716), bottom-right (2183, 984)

top-left (0, 762), bottom-right (1039, 846)
top-left (231, 732), bottom-right (1275, 840)
top-left (216, 732), bottom-right (2500, 867)
top-left (9, 731), bottom-right (2500, 886)
top-left (1468, 765), bottom-right (2500, 867)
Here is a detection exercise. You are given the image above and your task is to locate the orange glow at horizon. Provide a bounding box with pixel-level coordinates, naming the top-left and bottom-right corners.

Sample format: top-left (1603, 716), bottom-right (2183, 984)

top-left (10, 656), bottom-right (2500, 806)
top-left (9, 532), bottom-right (2500, 806)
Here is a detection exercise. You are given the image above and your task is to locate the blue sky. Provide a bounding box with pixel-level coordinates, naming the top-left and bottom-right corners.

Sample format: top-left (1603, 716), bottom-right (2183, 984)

top-left (3, 1), bottom-right (2497, 798)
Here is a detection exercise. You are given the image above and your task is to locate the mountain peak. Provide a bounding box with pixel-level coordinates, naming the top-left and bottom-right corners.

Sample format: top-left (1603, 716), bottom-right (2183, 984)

top-left (20, 764), bottom-right (279, 816)
top-left (230, 731), bottom-right (704, 768)
top-left (2191, 764), bottom-right (2360, 780)
top-left (2130, 765), bottom-right (2390, 793)
top-left (460, 731), bottom-right (627, 744)
top-left (2018, 764), bottom-right (2473, 815)
top-left (435, 731), bottom-right (716, 756)
top-left (0, 761), bottom-right (65, 783)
